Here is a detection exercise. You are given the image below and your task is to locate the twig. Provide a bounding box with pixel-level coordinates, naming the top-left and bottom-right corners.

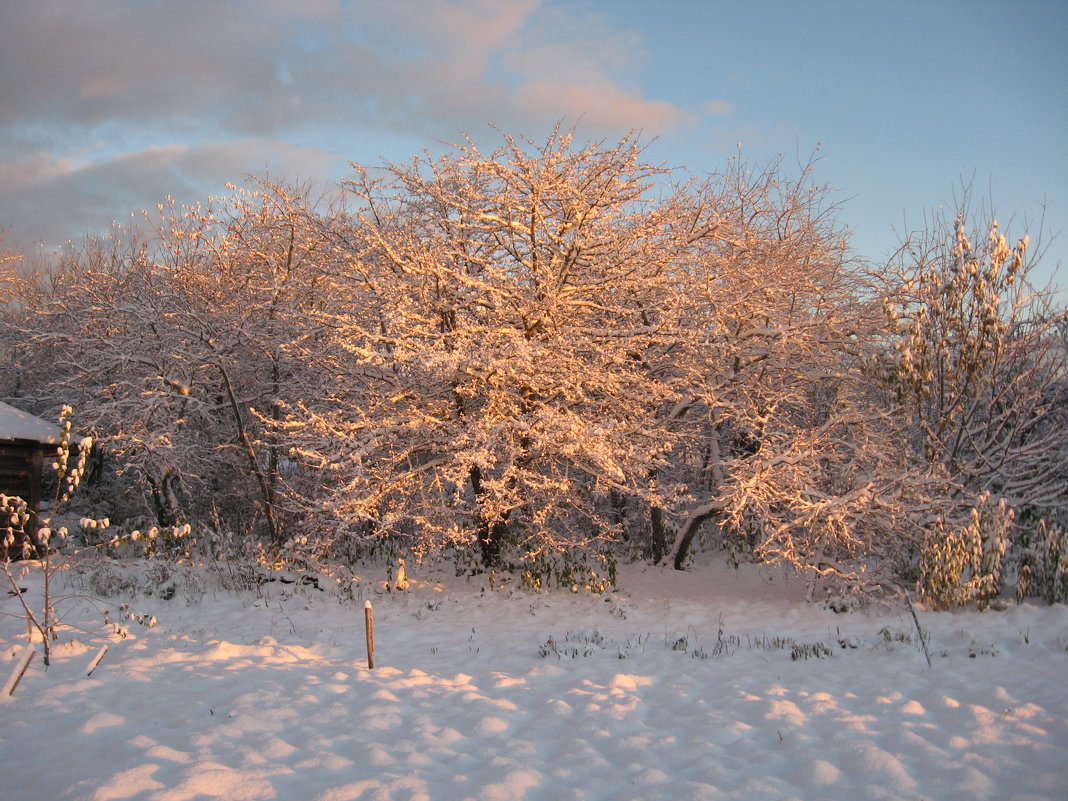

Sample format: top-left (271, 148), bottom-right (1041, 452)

top-left (904, 591), bottom-right (932, 668)
top-left (4, 645), bottom-right (36, 696)
top-left (86, 645), bottom-right (109, 677)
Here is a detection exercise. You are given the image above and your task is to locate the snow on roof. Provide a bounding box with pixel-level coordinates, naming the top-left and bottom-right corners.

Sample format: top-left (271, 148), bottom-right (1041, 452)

top-left (0, 401), bottom-right (62, 445)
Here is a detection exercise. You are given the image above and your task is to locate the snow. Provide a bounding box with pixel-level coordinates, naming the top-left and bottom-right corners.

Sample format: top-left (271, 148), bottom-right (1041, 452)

top-left (0, 401), bottom-right (61, 444)
top-left (2, 557), bottom-right (1066, 801)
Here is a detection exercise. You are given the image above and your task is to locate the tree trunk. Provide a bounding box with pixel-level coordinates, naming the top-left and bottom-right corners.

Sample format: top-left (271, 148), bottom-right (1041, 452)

top-left (667, 420), bottom-right (729, 568)
top-left (670, 501), bottom-right (722, 570)
top-left (148, 469), bottom-right (180, 528)
top-left (649, 504), bottom-right (669, 564)
top-left (216, 363), bottom-right (280, 544)
top-left (469, 465), bottom-right (507, 568)
top-left (647, 468), bottom-right (669, 564)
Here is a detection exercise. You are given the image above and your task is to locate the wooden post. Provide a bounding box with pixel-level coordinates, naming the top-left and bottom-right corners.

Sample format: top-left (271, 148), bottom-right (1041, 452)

top-left (364, 600), bottom-right (375, 669)
top-left (4, 644), bottom-right (35, 696)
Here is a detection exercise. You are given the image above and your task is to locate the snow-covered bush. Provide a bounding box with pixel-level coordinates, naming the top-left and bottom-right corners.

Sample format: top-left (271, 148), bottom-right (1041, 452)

top-left (884, 200), bottom-right (1068, 603)
top-left (918, 494), bottom-right (1012, 609)
top-left (2, 407), bottom-right (101, 663)
top-left (656, 153), bottom-right (895, 591)
top-left (1, 407), bottom-right (193, 662)
top-left (1019, 519), bottom-right (1068, 604)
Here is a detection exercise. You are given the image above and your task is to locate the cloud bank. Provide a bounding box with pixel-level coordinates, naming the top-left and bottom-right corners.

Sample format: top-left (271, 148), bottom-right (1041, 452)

top-left (0, 0), bottom-right (695, 249)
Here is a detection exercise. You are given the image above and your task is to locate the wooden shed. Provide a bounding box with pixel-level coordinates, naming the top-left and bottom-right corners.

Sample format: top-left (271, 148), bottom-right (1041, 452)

top-left (0, 401), bottom-right (62, 557)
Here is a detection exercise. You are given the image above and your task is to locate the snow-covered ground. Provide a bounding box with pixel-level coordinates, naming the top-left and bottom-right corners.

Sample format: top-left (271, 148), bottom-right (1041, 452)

top-left (2, 557), bottom-right (1066, 801)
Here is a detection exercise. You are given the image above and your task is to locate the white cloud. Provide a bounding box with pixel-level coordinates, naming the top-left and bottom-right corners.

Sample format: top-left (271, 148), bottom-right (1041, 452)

top-left (516, 82), bottom-right (691, 135)
top-left (0, 140), bottom-right (341, 250)
top-left (0, 0), bottom-right (690, 250)
top-left (367, 0), bottom-right (541, 57)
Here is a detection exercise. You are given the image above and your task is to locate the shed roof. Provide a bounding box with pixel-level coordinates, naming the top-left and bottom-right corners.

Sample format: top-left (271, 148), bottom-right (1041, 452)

top-left (0, 401), bottom-right (62, 445)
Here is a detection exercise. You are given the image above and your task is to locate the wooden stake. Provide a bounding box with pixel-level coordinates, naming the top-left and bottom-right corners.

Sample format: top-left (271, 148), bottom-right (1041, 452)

top-left (86, 645), bottom-right (109, 677)
top-left (4, 645), bottom-right (36, 696)
top-left (364, 600), bottom-right (375, 670)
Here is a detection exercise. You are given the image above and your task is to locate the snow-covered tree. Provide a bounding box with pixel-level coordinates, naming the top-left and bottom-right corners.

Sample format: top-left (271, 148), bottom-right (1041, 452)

top-left (1, 181), bottom-right (339, 542)
top-left (889, 208), bottom-right (1067, 504)
top-left (884, 202), bottom-right (1068, 602)
top-left (656, 154), bottom-right (900, 591)
top-left (8, 128), bottom-right (1061, 600)
top-left (283, 128), bottom-right (694, 566)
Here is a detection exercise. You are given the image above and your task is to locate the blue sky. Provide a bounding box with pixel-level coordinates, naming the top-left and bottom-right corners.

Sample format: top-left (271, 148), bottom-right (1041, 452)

top-left (2, 0), bottom-right (1065, 292)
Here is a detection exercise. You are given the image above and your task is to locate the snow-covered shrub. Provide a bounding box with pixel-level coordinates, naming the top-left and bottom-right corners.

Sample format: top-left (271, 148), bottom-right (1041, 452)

top-left (655, 152), bottom-right (897, 589)
top-left (919, 494), bottom-right (1012, 609)
top-left (1020, 520), bottom-right (1068, 604)
top-left (878, 199), bottom-right (1068, 605)
top-left (2, 407), bottom-right (193, 662)
top-left (887, 205), bottom-right (1068, 581)
top-left (2, 407), bottom-right (101, 662)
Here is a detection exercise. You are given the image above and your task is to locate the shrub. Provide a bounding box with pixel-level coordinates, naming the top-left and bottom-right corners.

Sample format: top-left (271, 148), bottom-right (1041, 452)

top-left (919, 493), bottom-right (1011, 609)
top-left (1020, 520), bottom-right (1068, 603)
